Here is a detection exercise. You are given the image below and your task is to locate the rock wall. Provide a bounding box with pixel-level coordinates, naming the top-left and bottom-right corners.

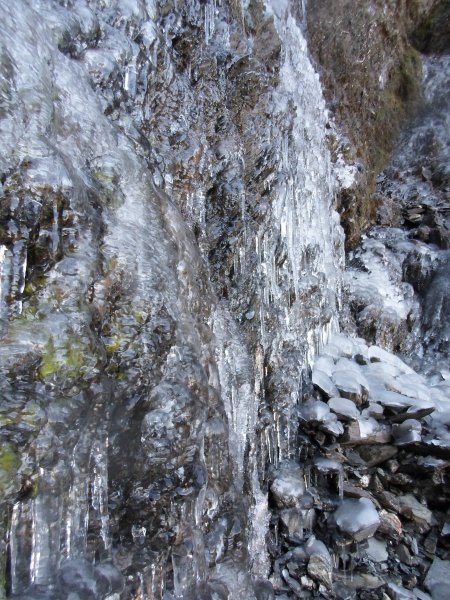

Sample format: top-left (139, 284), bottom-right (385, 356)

top-left (307, 0), bottom-right (448, 248)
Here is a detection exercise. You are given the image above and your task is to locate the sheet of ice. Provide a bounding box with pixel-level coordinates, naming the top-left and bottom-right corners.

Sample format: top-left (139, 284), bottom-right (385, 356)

top-left (314, 355), bottom-right (335, 377)
top-left (332, 369), bottom-right (365, 402)
top-left (327, 333), bottom-right (360, 358)
top-left (368, 346), bottom-right (415, 375)
top-left (312, 369), bottom-right (339, 399)
top-left (328, 397), bottom-right (360, 421)
top-left (333, 357), bottom-right (362, 374)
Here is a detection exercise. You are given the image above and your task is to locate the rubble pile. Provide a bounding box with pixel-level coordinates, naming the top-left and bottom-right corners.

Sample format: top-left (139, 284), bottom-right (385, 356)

top-left (267, 334), bottom-right (450, 599)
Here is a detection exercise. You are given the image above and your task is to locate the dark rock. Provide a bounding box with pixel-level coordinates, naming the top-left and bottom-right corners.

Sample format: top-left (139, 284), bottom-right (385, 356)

top-left (357, 444), bottom-right (398, 467)
top-left (398, 494), bottom-right (433, 533)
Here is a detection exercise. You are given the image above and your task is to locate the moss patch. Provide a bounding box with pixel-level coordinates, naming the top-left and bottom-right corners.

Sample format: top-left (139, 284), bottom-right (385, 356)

top-left (38, 333), bottom-right (96, 381)
top-left (0, 443), bottom-right (20, 503)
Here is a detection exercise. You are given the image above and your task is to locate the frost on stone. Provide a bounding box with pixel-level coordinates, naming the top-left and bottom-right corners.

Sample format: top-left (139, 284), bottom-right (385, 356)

top-left (366, 537), bottom-right (388, 563)
top-left (331, 498), bottom-right (380, 542)
top-left (332, 369), bottom-right (367, 405)
top-left (392, 419), bottom-right (422, 446)
top-left (298, 400), bottom-right (330, 424)
top-left (345, 416), bottom-right (391, 444)
top-left (312, 368), bottom-right (339, 399)
top-left (271, 469), bottom-right (306, 509)
top-left (328, 396), bottom-right (360, 421)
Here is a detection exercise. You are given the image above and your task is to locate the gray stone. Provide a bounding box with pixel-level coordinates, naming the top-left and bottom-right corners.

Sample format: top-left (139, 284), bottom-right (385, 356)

top-left (366, 537), bottom-right (388, 562)
top-left (357, 444), bottom-right (397, 467)
top-left (398, 494), bottom-right (433, 533)
top-left (386, 582), bottom-right (416, 600)
top-left (377, 510), bottom-right (402, 539)
top-left (396, 543), bottom-right (412, 565)
top-left (424, 558), bottom-right (450, 599)
top-left (305, 536), bottom-right (333, 589)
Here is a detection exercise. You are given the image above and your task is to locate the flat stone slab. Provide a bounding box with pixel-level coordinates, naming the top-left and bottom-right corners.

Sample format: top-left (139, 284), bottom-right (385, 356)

top-left (424, 557), bottom-right (450, 599)
top-left (329, 396), bottom-right (360, 421)
top-left (366, 537), bottom-right (388, 562)
top-left (398, 494), bottom-right (433, 533)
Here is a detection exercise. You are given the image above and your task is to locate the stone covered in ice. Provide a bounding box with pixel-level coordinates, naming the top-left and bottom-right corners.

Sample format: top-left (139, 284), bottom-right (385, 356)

top-left (331, 497), bottom-right (380, 542)
top-left (332, 369), bottom-right (367, 405)
top-left (319, 413), bottom-right (345, 436)
top-left (312, 369), bottom-right (339, 399)
top-left (327, 333), bottom-right (360, 358)
top-left (328, 396), bottom-right (360, 421)
top-left (364, 361), bottom-right (403, 382)
top-left (280, 508), bottom-right (308, 541)
top-left (314, 355), bottom-right (335, 377)
top-left (298, 400), bottom-right (330, 423)
top-left (393, 419), bottom-right (422, 445)
top-left (271, 471), bottom-right (306, 508)
top-left (333, 357), bottom-right (362, 374)
top-left (313, 457), bottom-right (343, 474)
top-left (344, 417), bottom-right (391, 444)
top-left (369, 386), bottom-right (434, 411)
top-left (368, 345), bottom-right (415, 374)
top-left (391, 377), bottom-right (431, 403)
top-left (361, 402), bottom-right (385, 419)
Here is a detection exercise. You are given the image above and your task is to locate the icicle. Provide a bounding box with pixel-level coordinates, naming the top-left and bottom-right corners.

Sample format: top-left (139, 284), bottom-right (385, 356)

top-left (204, 0), bottom-right (216, 45)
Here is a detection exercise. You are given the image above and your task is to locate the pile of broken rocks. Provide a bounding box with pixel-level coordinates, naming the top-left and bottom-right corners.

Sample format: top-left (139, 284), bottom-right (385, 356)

top-left (267, 334), bottom-right (450, 600)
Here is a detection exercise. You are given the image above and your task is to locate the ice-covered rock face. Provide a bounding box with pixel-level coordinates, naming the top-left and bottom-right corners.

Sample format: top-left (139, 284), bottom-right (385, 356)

top-left (0, 0), bottom-right (348, 596)
top-left (0, 0), bottom-right (449, 598)
top-left (345, 53), bottom-right (450, 371)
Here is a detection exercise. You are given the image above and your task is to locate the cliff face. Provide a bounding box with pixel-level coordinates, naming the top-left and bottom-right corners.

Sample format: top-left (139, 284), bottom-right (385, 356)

top-left (0, 1), bottom-right (448, 599)
top-left (307, 0), bottom-right (449, 248)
